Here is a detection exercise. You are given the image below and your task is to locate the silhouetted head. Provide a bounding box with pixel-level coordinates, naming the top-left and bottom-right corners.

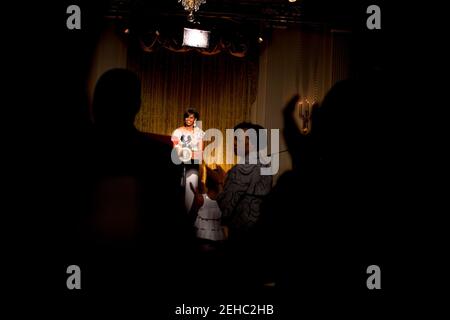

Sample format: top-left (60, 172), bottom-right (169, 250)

top-left (92, 68), bottom-right (141, 130)
top-left (312, 79), bottom-right (377, 165)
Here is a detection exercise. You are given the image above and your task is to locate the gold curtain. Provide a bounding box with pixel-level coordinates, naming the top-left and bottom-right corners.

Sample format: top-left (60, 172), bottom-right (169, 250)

top-left (250, 27), bottom-right (351, 180)
top-left (127, 45), bottom-right (259, 171)
top-left (139, 34), bottom-right (249, 57)
top-left (295, 27), bottom-right (333, 106)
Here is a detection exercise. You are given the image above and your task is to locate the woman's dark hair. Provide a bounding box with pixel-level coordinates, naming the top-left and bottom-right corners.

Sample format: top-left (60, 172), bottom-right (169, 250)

top-left (233, 122), bottom-right (266, 151)
top-left (233, 122), bottom-right (263, 132)
top-left (183, 108), bottom-right (199, 120)
top-left (205, 171), bottom-right (219, 192)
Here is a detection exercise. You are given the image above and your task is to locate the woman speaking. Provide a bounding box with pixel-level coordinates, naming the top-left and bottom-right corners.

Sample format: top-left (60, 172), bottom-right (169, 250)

top-left (171, 108), bottom-right (204, 212)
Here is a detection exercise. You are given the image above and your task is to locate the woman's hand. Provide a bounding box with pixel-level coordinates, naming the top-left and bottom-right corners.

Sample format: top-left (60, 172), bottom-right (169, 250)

top-left (190, 182), bottom-right (204, 209)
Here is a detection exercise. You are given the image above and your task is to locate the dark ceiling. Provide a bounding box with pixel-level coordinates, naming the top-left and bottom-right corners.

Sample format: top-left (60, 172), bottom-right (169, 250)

top-left (107, 0), bottom-right (367, 31)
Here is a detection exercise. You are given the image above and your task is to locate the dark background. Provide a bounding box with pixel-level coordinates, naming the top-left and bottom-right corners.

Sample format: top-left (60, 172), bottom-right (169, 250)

top-left (4, 0), bottom-right (441, 317)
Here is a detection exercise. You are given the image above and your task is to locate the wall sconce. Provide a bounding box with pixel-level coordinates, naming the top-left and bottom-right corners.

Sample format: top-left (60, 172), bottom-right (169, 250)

top-left (297, 99), bottom-right (315, 135)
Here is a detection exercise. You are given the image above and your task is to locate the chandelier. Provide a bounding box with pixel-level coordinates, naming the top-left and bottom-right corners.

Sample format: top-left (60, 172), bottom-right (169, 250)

top-left (178, 0), bottom-right (206, 22)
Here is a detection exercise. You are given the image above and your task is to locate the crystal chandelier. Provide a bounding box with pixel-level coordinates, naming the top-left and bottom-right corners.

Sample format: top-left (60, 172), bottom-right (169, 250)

top-left (178, 0), bottom-right (206, 22)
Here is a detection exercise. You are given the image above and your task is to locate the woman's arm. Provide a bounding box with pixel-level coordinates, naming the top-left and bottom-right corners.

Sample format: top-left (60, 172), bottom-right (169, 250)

top-left (188, 182), bottom-right (204, 216)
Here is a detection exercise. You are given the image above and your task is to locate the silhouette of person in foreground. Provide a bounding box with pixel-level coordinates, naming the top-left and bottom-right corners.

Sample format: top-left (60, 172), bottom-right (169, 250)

top-left (261, 75), bottom-right (391, 316)
top-left (86, 68), bottom-right (192, 296)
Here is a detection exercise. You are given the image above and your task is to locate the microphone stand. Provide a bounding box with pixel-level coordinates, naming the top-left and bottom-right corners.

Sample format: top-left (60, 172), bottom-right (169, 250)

top-left (181, 162), bottom-right (186, 188)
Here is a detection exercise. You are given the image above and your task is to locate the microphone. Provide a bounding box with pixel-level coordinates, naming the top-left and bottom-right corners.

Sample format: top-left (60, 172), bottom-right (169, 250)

top-left (271, 149), bottom-right (288, 155)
